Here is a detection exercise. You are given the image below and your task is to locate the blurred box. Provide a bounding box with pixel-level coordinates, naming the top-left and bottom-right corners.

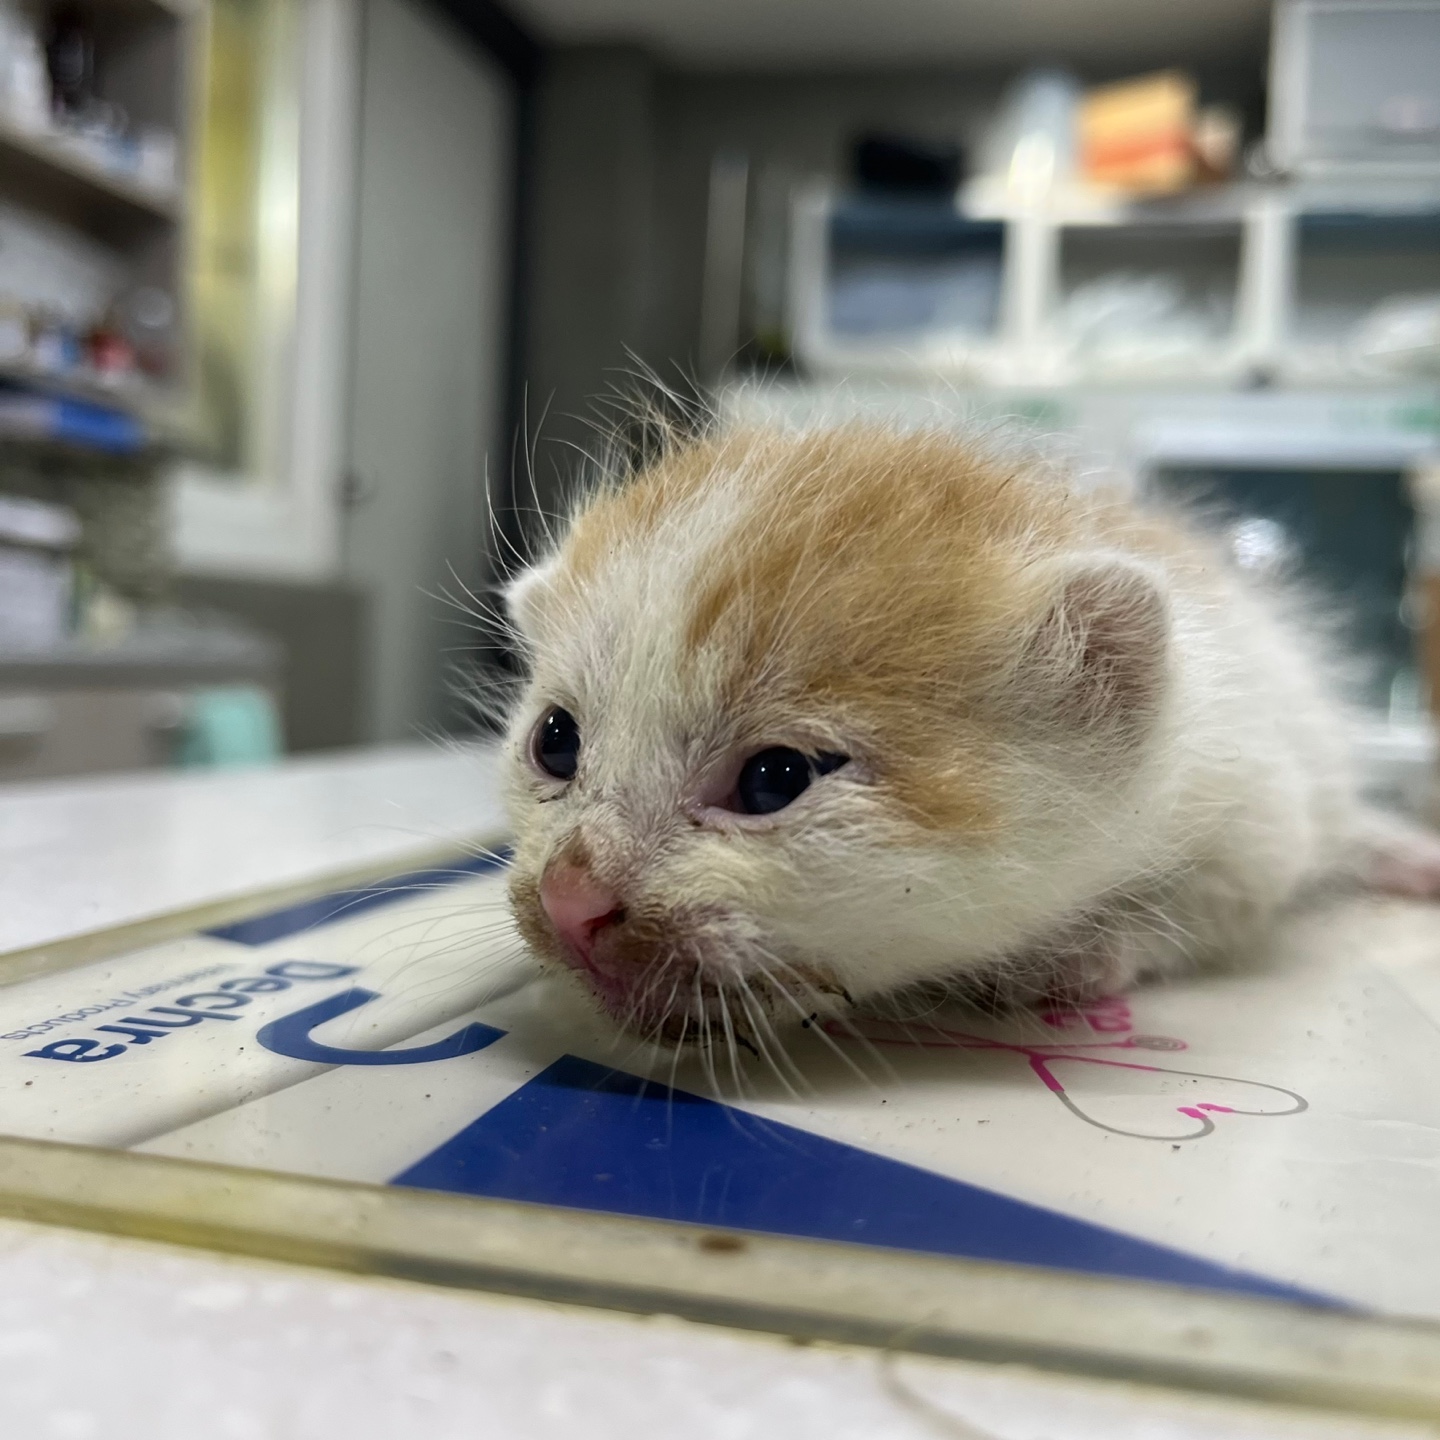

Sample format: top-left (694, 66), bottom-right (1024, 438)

top-left (1271, 0), bottom-right (1440, 174)
top-left (1079, 71), bottom-right (1197, 195)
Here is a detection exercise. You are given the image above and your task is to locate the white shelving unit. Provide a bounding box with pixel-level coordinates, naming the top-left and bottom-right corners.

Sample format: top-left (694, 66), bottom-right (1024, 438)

top-left (785, 1), bottom-right (1440, 397)
top-left (788, 179), bottom-right (1440, 392)
top-left (757, 0), bottom-right (1440, 756)
top-left (0, 0), bottom-right (201, 449)
top-left (0, 111), bottom-right (181, 224)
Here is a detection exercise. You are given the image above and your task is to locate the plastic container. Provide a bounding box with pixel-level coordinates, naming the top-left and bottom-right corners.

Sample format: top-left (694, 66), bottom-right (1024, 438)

top-left (0, 494), bottom-right (80, 651)
top-left (1271, 1), bottom-right (1440, 173)
top-left (1050, 221), bottom-right (1244, 379)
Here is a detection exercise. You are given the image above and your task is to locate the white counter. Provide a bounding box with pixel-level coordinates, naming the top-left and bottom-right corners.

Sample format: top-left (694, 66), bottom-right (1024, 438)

top-left (0, 743), bottom-right (508, 961)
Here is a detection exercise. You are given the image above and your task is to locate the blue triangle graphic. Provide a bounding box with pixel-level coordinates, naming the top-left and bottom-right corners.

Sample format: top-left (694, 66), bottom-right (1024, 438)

top-left (392, 1055), bottom-right (1338, 1308)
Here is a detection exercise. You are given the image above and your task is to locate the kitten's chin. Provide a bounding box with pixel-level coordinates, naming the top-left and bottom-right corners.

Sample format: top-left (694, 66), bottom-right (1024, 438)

top-left (562, 945), bottom-right (850, 1051)
top-left (564, 957), bottom-right (757, 1047)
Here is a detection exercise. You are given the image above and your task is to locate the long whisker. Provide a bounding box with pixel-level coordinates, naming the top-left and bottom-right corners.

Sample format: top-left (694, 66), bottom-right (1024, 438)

top-left (736, 981), bottom-right (807, 1101)
top-left (752, 955), bottom-right (891, 1091)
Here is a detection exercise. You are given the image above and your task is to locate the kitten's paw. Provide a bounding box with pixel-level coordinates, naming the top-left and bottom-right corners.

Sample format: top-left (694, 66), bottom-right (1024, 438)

top-left (1365, 825), bottom-right (1440, 899)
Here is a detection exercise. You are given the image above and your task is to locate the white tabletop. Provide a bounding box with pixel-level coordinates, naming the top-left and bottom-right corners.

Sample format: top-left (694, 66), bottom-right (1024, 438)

top-left (0, 743), bottom-right (508, 959)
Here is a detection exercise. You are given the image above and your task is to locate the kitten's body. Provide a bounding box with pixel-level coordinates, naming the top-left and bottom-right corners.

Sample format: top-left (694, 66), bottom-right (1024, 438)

top-left (501, 425), bottom-right (1437, 1043)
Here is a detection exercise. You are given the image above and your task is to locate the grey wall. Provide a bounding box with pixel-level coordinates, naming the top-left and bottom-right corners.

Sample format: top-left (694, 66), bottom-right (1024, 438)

top-left (524, 49), bottom-right (658, 472)
top-left (517, 49), bottom-right (1268, 520)
top-left (519, 55), bottom-right (1009, 511)
top-left (345, 0), bottom-right (517, 743)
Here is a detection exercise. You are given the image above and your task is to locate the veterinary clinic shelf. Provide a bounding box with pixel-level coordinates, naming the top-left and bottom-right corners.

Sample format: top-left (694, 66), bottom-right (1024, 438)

top-left (0, 620), bottom-right (280, 690)
top-left (1284, 209), bottom-right (1440, 384)
top-left (1040, 218), bottom-right (1249, 384)
top-left (0, 356), bottom-right (164, 417)
top-left (0, 116), bottom-right (179, 242)
top-left (788, 181), bottom-right (1440, 390)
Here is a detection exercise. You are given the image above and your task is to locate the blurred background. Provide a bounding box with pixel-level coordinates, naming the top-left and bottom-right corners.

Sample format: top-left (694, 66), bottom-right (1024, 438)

top-left (0, 0), bottom-right (1437, 801)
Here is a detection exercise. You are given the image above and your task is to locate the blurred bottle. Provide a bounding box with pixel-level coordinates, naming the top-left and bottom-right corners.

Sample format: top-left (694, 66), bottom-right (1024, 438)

top-left (88, 315), bottom-right (138, 384)
top-left (975, 70), bottom-right (1079, 205)
top-left (0, 0), bottom-right (51, 131)
top-left (44, 3), bottom-right (95, 123)
top-left (117, 284), bottom-right (177, 377)
top-left (30, 307), bottom-right (81, 373)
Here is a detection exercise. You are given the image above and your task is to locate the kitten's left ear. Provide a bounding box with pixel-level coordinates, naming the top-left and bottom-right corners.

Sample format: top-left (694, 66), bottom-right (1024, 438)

top-left (504, 555), bottom-right (561, 645)
top-left (1022, 551), bottom-right (1172, 737)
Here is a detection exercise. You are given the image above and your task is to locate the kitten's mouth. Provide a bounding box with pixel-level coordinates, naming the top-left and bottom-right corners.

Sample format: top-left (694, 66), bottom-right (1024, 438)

top-left (578, 955), bottom-right (792, 1048)
top-left (563, 931), bottom-right (844, 1049)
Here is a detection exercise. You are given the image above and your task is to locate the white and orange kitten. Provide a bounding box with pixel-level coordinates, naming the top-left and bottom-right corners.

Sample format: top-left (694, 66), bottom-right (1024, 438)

top-left (499, 424), bottom-right (1440, 1046)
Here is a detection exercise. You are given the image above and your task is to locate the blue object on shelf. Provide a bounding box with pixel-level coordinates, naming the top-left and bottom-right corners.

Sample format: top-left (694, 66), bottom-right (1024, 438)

top-left (51, 398), bottom-right (146, 452)
top-left (830, 198), bottom-right (1003, 257)
top-left (0, 386), bottom-right (147, 454)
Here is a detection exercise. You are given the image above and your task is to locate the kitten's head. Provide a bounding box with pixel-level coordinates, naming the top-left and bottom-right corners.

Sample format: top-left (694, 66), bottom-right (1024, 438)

top-left (501, 426), bottom-right (1172, 1045)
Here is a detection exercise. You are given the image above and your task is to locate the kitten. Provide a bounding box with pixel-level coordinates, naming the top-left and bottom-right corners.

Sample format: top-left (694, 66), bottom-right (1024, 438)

top-left (499, 424), bottom-right (1440, 1046)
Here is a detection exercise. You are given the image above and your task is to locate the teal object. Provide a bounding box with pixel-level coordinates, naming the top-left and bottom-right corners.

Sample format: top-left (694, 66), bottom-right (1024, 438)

top-left (176, 686), bottom-right (282, 768)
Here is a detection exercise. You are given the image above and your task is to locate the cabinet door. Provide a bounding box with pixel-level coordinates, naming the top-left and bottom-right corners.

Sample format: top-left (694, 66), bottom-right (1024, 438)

top-left (343, 0), bottom-right (516, 742)
top-left (0, 690), bottom-right (183, 781)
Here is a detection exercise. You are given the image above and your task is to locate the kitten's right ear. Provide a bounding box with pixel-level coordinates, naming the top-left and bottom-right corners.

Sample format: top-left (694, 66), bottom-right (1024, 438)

top-left (504, 555), bottom-right (560, 645)
top-left (1020, 551), bottom-right (1171, 741)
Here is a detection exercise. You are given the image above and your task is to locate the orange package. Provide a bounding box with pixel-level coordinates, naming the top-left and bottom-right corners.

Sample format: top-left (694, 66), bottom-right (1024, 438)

top-left (1080, 70), bottom-right (1198, 195)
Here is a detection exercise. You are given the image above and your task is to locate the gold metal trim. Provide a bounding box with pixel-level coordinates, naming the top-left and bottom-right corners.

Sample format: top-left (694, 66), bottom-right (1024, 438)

top-left (0, 1138), bottom-right (1437, 1423)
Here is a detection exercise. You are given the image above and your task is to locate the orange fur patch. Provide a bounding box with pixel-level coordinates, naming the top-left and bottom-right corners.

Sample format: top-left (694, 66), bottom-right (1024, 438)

top-left (558, 426), bottom-right (1174, 835)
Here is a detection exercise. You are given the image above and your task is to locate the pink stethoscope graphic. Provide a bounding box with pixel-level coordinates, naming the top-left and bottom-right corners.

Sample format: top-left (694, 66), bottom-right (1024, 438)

top-left (827, 1016), bottom-right (1308, 1142)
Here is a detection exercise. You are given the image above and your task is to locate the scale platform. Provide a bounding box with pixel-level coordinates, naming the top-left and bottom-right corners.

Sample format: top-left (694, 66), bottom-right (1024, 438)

top-left (3, 833), bottom-right (1440, 1424)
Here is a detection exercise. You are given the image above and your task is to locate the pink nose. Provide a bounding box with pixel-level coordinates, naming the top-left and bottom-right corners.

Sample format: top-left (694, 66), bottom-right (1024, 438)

top-left (539, 862), bottom-right (625, 969)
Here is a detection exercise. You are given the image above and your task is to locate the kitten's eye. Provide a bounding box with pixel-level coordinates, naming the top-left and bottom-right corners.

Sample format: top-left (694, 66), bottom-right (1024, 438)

top-left (735, 747), bottom-right (849, 815)
top-left (533, 706), bottom-right (580, 780)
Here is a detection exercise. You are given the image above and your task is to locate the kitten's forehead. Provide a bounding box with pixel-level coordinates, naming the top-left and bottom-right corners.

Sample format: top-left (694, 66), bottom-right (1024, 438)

top-left (536, 457), bottom-right (750, 706)
top-left (523, 507), bottom-right (738, 782)
top-left (547, 427), bottom-right (1051, 699)
top-left (526, 426), bottom-right (1062, 829)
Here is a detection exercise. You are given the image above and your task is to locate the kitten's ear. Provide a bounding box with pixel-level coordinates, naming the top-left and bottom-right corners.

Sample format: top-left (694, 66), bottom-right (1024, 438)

top-left (503, 555), bottom-right (561, 645)
top-left (1021, 552), bottom-right (1171, 737)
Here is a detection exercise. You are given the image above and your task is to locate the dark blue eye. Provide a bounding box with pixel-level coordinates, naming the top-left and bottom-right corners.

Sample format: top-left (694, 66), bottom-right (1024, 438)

top-left (534, 706), bottom-right (580, 780)
top-left (735, 748), bottom-right (849, 815)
